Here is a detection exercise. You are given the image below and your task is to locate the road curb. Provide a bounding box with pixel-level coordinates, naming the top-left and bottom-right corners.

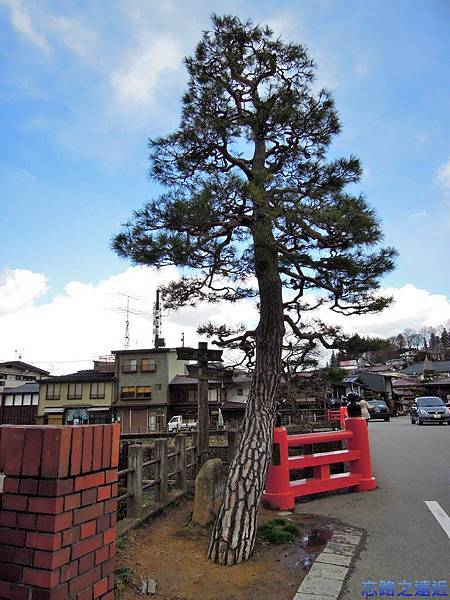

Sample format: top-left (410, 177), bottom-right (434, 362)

top-left (292, 526), bottom-right (363, 600)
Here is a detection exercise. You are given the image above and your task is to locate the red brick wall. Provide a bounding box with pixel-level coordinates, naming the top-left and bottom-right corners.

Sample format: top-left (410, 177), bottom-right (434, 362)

top-left (0, 424), bottom-right (120, 600)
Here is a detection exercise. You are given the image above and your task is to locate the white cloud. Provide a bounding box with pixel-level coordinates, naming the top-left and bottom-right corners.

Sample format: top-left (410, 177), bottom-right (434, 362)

top-left (110, 36), bottom-right (181, 108)
top-left (408, 209), bottom-right (428, 219)
top-left (48, 14), bottom-right (99, 64)
top-left (1, 267), bottom-right (450, 375)
top-left (436, 158), bottom-right (450, 191)
top-left (267, 12), bottom-right (299, 37)
top-left (316, 283), bottom-right (450, 338)
top-left (0, 268), bottom-right (48, 316)
top-left (0, 266), bottom-right (257, 374)
top-left (2, 0), bottom-right (50, 53)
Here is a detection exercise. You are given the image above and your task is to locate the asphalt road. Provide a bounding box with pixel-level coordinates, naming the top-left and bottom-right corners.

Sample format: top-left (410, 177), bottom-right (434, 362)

top-left (295, 416), bottom-right (450, 598)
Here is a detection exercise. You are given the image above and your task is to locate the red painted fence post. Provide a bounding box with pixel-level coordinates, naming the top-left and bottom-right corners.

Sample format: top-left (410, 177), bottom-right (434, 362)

top-left (262, 427), bottom-right (293, 510)
top-left (339, 406), bottom-right (348, 430)
top-left (345, 417), bottom-right (377, 491)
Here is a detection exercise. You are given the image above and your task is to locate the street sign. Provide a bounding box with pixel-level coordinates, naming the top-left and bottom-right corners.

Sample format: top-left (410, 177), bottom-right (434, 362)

top-left (176, 347), bottom-right (223, 362)
top-left (186, 364), bottom-right (233, 381)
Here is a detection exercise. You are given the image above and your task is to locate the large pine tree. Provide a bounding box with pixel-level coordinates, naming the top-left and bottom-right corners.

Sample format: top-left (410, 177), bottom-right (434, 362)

top-left (113, 15), bottom-right (396, 565)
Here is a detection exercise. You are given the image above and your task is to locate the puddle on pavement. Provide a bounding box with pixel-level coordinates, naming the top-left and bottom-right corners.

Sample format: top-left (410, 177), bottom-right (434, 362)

top-left (277, 527), bottom-right (333, 572)
top-left (302, 527), bottom-right (333, 553)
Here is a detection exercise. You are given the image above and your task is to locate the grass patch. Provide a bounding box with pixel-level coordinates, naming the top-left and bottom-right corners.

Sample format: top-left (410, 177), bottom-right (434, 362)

top-left (114, 565), bottom-right (135, 597)
top-left (257, 519), bottom-right (300, 544)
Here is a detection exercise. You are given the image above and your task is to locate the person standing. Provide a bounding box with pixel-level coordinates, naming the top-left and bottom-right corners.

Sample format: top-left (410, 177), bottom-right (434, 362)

top-left (359, 397), bottom-right (370, 422)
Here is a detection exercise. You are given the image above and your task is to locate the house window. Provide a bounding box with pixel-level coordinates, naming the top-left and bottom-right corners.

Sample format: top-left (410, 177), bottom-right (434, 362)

top-left (4, 395), bottom-right (13, 406)
top-left (23, 394), bottom-right (32, 406)
top-left (136, 386), bottom-right (151, 399)
top-left (32, 395), bottom-right (38, 406)
top-left (149, 413), bottom-right (165, 432)
top-left (122, 359), bottom-right (138, 373)
top-left (236, 387), bottom-right (244, 396)
top-left (13, 395), bottom-right (22, 406)
top-left (65, 408), bottom-right (89, 425)
top-left (46, 384), bottom-right (60, 400)
top-left (88, 410), bottom-right (111, 425)
top-left (141, 358), bottom-right (156, 372)
top-left (155, 384), bottom-right (162, 391)
top-left (121, 386), bottom-right (136, 399)
top-left (90, 382), bottom-right (105, 399)
top-left (208, 388), bottom-right (219, 402)
top-left (156, 414), bottom-right (165, 431)
top-left (68, 383), bottom-right (83, 399)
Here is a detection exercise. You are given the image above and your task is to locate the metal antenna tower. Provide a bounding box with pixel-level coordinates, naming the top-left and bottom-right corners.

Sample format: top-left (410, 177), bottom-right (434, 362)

top-left (153, 288), bottom-right (165, 348)
top-left (108, 292), bottom-right (149, 350)
top-left (124, 296), bottom-right (130, 350)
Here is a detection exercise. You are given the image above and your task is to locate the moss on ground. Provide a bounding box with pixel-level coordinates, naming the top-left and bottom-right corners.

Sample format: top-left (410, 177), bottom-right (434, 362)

top-left (257, 518), bottom-right (300, 544)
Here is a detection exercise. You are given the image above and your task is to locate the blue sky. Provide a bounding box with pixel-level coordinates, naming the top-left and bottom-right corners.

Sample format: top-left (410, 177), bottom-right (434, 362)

top-left (0, 0), bottom-right (450, 369)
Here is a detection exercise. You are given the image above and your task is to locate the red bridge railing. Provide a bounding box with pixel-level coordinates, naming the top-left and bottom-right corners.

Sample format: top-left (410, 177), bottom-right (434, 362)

top-left (325, 406), bottom-right (348, 429)
top-left (263, 416), bottom-right (376, 510)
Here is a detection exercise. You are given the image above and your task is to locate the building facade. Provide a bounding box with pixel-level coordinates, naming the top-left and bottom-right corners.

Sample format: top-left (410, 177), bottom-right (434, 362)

top-left (0, 383), bottom-right (40, 425)
top-left (169, 375), bottom-right (223, 426)
top-left (112, 348), bottom-right (189, 434)
top-left (0, 361), bottom-right (49, 392)
top-left (37, 370), bottom-right (116, 425)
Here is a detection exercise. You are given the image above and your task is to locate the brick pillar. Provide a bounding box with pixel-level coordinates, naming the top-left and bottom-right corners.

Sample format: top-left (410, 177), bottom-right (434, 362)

top-left (0, 423), bottom-right (120, 600)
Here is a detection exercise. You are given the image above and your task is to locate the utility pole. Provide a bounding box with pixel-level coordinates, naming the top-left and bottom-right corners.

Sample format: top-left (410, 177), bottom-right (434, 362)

top-left (176, 343), bottom-right (232, 468)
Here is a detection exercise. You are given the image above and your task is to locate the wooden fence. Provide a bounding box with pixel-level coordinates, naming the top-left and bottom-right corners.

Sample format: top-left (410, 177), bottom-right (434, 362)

top-left (117, 430), bottom-right (240, 521)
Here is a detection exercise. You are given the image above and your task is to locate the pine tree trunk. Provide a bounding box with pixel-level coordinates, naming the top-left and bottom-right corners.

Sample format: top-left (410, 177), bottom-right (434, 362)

top-left (208, 182), bottom-right (285, 564)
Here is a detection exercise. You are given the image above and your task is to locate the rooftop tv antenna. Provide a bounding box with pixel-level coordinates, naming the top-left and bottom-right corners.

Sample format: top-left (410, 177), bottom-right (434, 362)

top-left (124, 297), bottom-right (130, 350)
top-left (109, 293), bottom-right (149, 350)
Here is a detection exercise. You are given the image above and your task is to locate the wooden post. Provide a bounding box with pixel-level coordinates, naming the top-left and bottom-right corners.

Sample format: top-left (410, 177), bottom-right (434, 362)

top-left (155, 438), bottom-right (168, 503)
top-left (175, 434), bottom-right (187, 490)
top-left (127, 444), bottom-right (143, 518)
top-left (197, 341), bottom-right (210, 467)
top-left (191, 430), bottom-right (198, 476)
top-left (227, 429), bottom-right (238, 464)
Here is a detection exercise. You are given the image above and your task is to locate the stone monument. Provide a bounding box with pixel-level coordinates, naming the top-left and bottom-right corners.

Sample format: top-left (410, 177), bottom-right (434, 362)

top-left (192, 458), bottom-right (224, 527)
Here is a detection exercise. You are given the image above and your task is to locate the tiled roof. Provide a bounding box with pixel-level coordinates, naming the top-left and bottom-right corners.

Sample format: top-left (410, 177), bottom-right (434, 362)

top-left (393, 378), bottom-right (424, 388)
top-left (402, 361), bottom-right (450, 375)
top-left (42, 370), bottom-right (115, 383)
top-left (0, 361), bottom-right (49, 375)
top-left (221, 401), bottom-right (246, 410)
top-left (111, 348), bottom-right (177, 355)
top-left (425, 377), bottom-right (450, 386)
top-left (170, 375), bottom-right (221, 385)
top-left (1, 383), bottom-right (39, 394)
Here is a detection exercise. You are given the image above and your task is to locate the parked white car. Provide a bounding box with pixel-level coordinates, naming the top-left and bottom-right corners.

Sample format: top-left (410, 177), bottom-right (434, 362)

top-left (168, 415), bottom-right (197, 432)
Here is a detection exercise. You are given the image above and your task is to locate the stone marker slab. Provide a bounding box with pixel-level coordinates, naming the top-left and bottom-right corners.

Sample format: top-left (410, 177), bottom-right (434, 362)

top-left (294, 594), bottom-right (332, 600)
top-left (299, 574), bottom-right (343, 597)
top-left (322, 541), bottom-right (356, 556)
top-left (307, 562), bottom-right (348, 581)
top-left (331, 533), bottom-right (361, 546)
top-left (192, 458), bottom-right (224, 527)
top-left (315, 551), bottom-right (352, 567)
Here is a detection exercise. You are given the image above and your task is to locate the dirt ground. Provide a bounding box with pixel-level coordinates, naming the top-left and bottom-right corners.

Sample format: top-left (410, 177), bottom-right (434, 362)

top-left (116, 498), bottom-right (332, 600)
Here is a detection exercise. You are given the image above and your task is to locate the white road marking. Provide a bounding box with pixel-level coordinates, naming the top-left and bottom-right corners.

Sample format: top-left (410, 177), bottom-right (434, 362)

top-left (425, 501), bottom-right (450, 540)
